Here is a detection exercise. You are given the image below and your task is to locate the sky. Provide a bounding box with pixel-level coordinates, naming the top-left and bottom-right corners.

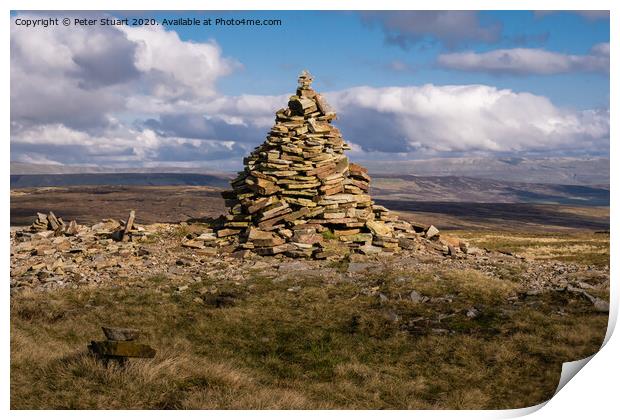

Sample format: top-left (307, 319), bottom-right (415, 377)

top-left (10, 10), bottom-right (610, 170)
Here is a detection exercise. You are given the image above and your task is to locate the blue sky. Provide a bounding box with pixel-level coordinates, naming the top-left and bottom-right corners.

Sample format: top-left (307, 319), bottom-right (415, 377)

top-left (142, 10), bottom-right (610, 109)
top-left (10, 10), bottom-right (610, 169)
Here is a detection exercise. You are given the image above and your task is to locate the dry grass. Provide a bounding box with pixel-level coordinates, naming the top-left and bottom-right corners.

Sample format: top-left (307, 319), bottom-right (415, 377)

top-left (457, 230), bottom-right (609, 268)
top-left (11, 243), bottom-right (607, 409)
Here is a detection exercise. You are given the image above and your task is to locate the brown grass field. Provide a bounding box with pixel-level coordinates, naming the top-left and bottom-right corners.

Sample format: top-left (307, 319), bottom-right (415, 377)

top-left (10, 186), bottom-right (609, 409)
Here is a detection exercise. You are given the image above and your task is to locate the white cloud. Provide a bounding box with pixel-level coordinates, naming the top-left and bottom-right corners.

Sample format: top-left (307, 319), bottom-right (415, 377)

top-left (11, 122), bottom-right (251, 167)
top-left (591, 42), bottom-right (610, 56)
top-left (11, 13), bottom-right (239, 132)
top-left (120, 25), bottom-right (240, 99)
top-left (11, 153), bottom-right (64, 166)
top-left (11, 12), bottom-right (248, 167)
top-left (12, 80), bottom-right (610, 167)
top-left (437, 44), bottom-right (609, 75)
top-left (13, 123), bottom-right (160, 159)
top-left (326, 85), bottom-right (609, 155)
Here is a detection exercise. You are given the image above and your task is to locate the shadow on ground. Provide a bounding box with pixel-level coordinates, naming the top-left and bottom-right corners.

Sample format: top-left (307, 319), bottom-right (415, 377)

top-left (376, 200), bottom-right (609, 231)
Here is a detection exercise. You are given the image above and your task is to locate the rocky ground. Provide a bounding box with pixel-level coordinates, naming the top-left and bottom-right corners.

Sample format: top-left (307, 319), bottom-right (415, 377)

top-left (10, 213), bottom-right (609, 314)
top-left (10, 210), bottom-right (610, 409)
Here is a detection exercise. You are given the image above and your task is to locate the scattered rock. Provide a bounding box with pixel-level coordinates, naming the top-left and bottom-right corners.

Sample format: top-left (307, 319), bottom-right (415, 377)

top-left (366, 220), bottom-right (393, 237)
top-left (347, 262), bottom-right (372, 273)
top-left (398, 238), bottom-right (417, 250)
top-left (466, 308), bottom-right (480, 319)
top-left (564, 285), bottom-right (609, 313)
top-left (168, 266), bottom-right (185, 276)
top-left (278, 261), bottom-right (310, 272)
top-left (101, 326), bottom-right (140, 341)
top-left (592, 299), bottom-right (610, 313)
top-left (425, 225), bottom-right (439, 239)
top-left (358, 244), bottom-right (382, 255)
top-left (232, 249), bottom-right (252, 259)
top-left (409, 290), bottom-right (425, 303)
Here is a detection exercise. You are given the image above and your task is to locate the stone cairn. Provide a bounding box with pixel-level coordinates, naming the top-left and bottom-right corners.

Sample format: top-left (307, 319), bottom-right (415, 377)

top-left (217, 71), bottom-right (442, 258)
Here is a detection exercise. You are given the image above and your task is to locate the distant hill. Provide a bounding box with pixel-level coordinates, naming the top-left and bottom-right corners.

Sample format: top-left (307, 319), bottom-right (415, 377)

top-left (10, 172), bottom-right (609, 207)
top-left (10, 173), bottom-right (232, 189)
top-left (10, 162), bottom-right (233, 177)
top-left (371, 175), bottom-right (609, 207)
top-left (359, 157), bottom-right (609, 186)
top-left (11, 157), bottom-right (609, 186)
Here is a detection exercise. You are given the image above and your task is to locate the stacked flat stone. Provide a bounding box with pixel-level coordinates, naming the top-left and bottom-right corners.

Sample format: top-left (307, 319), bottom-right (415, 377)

top-left (218, 71), bottom-right (431, 258)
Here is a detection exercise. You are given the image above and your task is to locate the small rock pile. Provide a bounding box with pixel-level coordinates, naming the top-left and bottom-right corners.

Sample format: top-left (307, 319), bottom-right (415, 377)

top-left (28, 210), bottom-right (145, 242)
top-left (30, 211), bottom-right (80, 235)
top-left (217, 71), bottom-right (445, 258)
